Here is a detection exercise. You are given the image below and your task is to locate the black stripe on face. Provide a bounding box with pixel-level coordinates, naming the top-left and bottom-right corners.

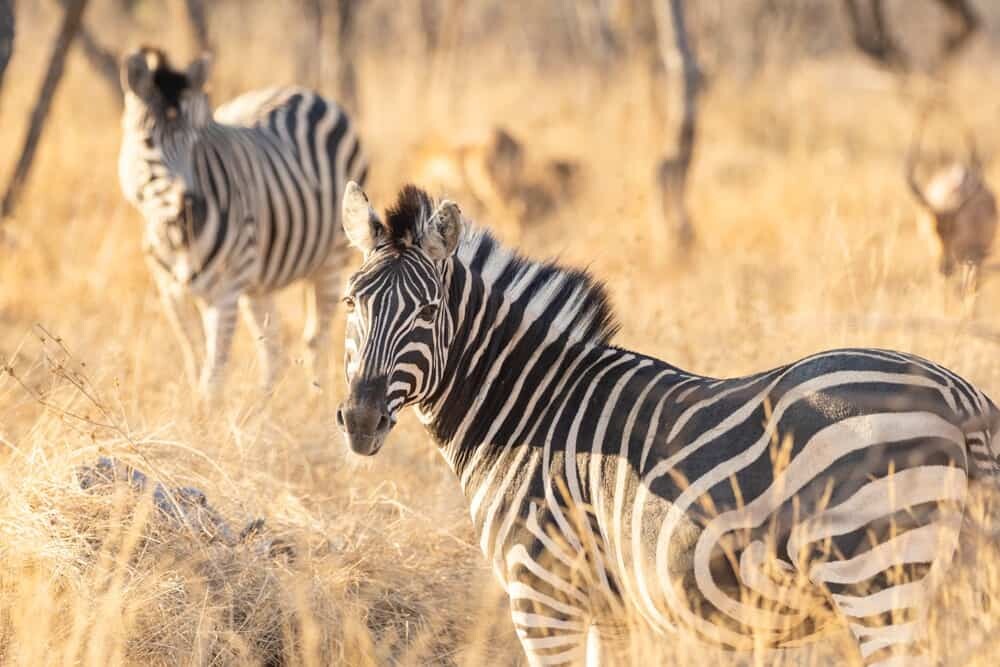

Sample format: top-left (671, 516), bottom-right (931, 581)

top-left (345, 248), bottom-right (445, 408)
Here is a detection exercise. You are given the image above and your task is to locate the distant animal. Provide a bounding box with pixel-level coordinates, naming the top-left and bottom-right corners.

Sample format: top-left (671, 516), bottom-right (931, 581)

top-left (336, 181), bottom-right (1000, 666)
top-left (905, 121), bottom-right (997, 295)
top-left (408, 127), bottom-right (580, 237)
top-left (118, 47), bottom-right (367, 398)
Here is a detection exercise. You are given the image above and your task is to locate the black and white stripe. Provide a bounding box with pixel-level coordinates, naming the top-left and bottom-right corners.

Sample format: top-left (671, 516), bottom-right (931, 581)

top-left (118, 47), bottom-right (366, 396)
top-left (336, 184), bottom-right (1000, 666)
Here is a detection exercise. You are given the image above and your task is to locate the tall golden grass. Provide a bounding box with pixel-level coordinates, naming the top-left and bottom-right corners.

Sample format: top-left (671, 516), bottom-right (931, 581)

top-left (2, 2), bottom-right (1000, 665)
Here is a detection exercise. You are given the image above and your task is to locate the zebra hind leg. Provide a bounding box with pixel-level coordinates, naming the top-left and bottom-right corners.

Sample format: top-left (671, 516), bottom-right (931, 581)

top-left (239, 293), bottom-right (283, 393)
top-left (803, 497), bottom-right (965, 665)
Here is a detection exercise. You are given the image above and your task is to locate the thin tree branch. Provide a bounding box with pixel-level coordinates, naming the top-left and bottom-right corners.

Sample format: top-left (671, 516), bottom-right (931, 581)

top-left (1, 0), bottom-right (90, 220)
top-left (56, 0), bottom-right (121, 106)
top-left (76, 25), bottom-right (121, 105)
top-left (0, 0), bottom-right (13, 98)
top-left (299, 0), bottom-right (324, 89)
top-left (182, 0), bottom-right (210, 53)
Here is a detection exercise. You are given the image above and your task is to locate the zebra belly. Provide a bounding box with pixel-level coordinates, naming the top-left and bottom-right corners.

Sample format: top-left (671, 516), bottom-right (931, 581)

top-left (603, 467), bottom-right (832, 649)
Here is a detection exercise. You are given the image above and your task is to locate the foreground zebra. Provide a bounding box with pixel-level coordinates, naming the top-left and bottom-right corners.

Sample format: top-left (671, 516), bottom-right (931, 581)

top-left (335, 182), bottom-right (1000, 666)
top-left (118, 47), bottom-right (366, 396)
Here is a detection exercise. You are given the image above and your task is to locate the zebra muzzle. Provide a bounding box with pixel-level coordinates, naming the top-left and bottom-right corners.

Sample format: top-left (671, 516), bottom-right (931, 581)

top-left (336, 388), bottom-right (394, 456)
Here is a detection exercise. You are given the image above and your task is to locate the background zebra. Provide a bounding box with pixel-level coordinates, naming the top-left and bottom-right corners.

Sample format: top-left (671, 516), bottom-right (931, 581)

top-left (335, 182), bottom-right (1000, 666)
top-left (118, 47), bottom-right (367, 397)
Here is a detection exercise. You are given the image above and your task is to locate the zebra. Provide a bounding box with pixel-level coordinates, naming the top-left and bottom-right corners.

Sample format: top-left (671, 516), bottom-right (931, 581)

top-left (334, 181), bottom-right (1000, 666)
top-left (118, 47), bottom-right (367, 397)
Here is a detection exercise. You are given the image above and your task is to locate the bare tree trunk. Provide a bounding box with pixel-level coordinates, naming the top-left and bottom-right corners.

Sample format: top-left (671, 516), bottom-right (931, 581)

top-left (653, 0), bottom-right (701, 249)
top-left (298, 0), bottom-right (325, 89)
top-left (1, 0), bottom-right (89, 220)
top-left (419, 0), bottom-right (441, 53)
top-left (0, 0), bottom-right (13, 98)
top-left (425, 0), bottom-right (465, 121)
top-left (296, 1), bottom-right (354, 108)
top-left (334, 0), bottom-right (358, 112)
top-left (574, 0), bottom-right (621, 67)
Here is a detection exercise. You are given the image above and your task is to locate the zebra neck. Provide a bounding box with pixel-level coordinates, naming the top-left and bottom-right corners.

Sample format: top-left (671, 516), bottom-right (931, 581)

top-left (158, 125), bottom-right (211, 172)
top-left (419, 232), bottom-right (622, 493)
top-left (124, 119), bottom-right (214, 173)
top-left (122, 120), bottom-right (234, 293)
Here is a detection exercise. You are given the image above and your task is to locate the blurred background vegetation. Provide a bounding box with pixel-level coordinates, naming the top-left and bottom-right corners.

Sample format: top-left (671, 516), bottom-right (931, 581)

top-left (3, 1), bottom-right (1000, 665)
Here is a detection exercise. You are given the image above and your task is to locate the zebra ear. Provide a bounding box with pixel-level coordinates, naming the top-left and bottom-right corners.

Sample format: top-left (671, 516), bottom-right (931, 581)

top-left (422, 200), bottom-right (463, 260)
top-left (121, 51), bottom-right (154, 97)
top-left (186, 53), bottom-right (213, 91)
top-left (342, 182), bottom-right (382, 254)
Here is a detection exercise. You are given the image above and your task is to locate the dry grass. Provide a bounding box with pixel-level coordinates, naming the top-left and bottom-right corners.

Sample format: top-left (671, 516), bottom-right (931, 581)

top-left (3, 2), bottom-right (1000, 665)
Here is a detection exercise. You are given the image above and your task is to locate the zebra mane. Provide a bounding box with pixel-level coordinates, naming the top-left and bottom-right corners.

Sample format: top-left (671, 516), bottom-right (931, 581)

top-left (455, 226), bottom-right (620, 346)
top-left (138, 45), bottom-right (190, 108)
top-left (382, 185), bottom-right (435, 248)
top-left (379, 185), bottom-right (619, 346)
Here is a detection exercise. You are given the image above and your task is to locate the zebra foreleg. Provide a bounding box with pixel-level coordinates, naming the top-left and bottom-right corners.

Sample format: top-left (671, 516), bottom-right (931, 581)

top-left (240, 293), bottom-right (283, 392)
top-left (198, 295), bottom-right (240, 400)
top-left (303, 263), bottom-right (344, 392)
top-left (149, 262), bottom-right (203, 391)
top-left (505, 551), bottom-right (595, 666)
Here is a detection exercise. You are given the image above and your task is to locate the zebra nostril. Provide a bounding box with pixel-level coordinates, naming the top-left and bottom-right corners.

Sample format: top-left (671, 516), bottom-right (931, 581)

top-left (336, 407), bottom-right (346, 430)
top-left (377, 413), bottom-right (390, 432)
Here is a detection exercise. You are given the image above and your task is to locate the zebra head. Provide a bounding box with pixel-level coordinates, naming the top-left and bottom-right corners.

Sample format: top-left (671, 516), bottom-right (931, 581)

top-left (336, 183), bottom-right (463, 456)
top-left (120, 46), bottom-right (212, 132)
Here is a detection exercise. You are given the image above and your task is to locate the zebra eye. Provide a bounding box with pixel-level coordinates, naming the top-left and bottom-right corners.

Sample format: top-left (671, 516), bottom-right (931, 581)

top-left (417, 303), bottom-right (439, 321)
top-left (342, 296), bottom-right (356, 312)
